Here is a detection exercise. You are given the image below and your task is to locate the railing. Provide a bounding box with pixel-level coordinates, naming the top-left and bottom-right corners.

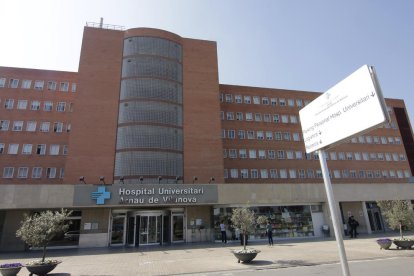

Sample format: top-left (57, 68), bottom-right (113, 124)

top-left (86, 21), bottom-right (125, 31)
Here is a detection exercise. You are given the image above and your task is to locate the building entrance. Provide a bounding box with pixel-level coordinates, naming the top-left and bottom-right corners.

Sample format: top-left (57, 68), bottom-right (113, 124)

top-left (366, 202), bottom-right (385, 232)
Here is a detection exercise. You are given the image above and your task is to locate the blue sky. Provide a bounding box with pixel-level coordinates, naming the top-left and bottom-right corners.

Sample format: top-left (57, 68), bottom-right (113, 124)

top-left (1, 0), bottom-right (414, 125)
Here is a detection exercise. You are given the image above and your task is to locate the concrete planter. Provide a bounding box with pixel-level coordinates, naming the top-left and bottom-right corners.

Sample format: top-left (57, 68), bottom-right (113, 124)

top-left (25, 262), bottom-right (60, 275)
top-left (0, 266), bottom-right (23, 276)
top-left (232, 250), bottom-right (260, 263)
top-left (393, 239), bottom-right (414, 249)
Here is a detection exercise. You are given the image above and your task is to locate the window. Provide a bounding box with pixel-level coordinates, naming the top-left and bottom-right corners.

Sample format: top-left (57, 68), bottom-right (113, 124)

top-left (18, 167), bottom-right (28, 178)
top-left (31, 100), bottom-right (40, 110)
top-left (362, 152), bottom-right (369, 161)
top-left (292, 133), bottom-right (301, 141)
top-left (263, 114), bottom-right (271, 122)
top-left (254, 113), bottom-right (262, 121)
top-left (238, 130), bottom-right (245, 139)
top-left (389, 170), bottom-right (396, 178)
top-left (244, 96), bottom-right (251, 104)
top-left (404, 171), bottom-right (411, 178)
top-left (22, 144), bottom-right (32, 154)
top-left (59, 168), bottom-right (65, 179)
top-left (40, 122), bottom-right (50, 132)
top-left (239, 149), bottom-right (247, 158)
top-left (0, 77), bottom-right (6, 88)
top-left (277, 150), bottom-right (285, 159)
top-left (395, 137), bottom-right (401, 144)
top-left (21, 79), bottom-right (32, 89)
top-left (338, 152), bottom-right (345, 160)
top-left (251, 169), bottom-right (259, 179)
top-left (223, 149), bottom-right (227, 158)
top-left (367, 171), bottom-right (374, 178)
top-left (354, 152), bottom-right (361, 160)
top-left (236, 112), bottom-right (243, 121)
top-left (47, 81), bottom-right (57, 90)
top-left (0, 120), bottom-right (10, 131)
top-left (377, 153), bottom-right (384, 161)
top-left (281, 115), bottom-right (289, 123)
top-left (260, 169), bottom-right (268, 178)
top-left (247, 131), bottom-right (255, 139)
top-left (283, 132), bottom-right (291, 141)
top-left (274, 132), bottom-right (282, 140)
top-left (228, 149), bottom-right (237, 159)
top-left (286, 151), bottom-right (294, 160)
top-left (12, 121), bottom-right (23, 131)
top-left (346, 152), bottom-right (353, 160)
top-left (350, 170), bottom-right (357, 178)
top-left (288, 99), bottom-right (295, 107)
top-left (373, 136), bottom-right (380, 144)
top-left (399, 154), bottom-right (406, 161)
top-left (36, 144), bottom-right (46, 155)
top-left (249, 149), bottom-right (257, 159)
top-left (245, 113), bottom-right (253, 121)
top-left (279, 98), bottom-right (286, 106)
top-left (370, 153), bottom-right (377, 161)
top-left (298, 169), bottom-right (306, 178)
top-left (3, 167), bottom-right (14, 178)
top-left (47, 167), bottom-right (57, 179)
top-left (307, 170), bottom-right (314, 178)
top-left (270, 98), bottom-right (277, 106)
top-left (17, 100), bottom-right (28, 110)
top-left (44, 101), bottom-right (53, 111)
top-left (258, 150), bottom-right (266, 159)
top-left (49, 144), bottom-right (60, 155)
top-left (71, 83), bottom-right (77, 92)
top-left (226, 112), bottom-right (234, 120)
top-left (270, 169), bottom-right (278, 179)
top-left (262, 97), bottom-right (269, 105)
top-left (279, 169), bottom-right (287, 178)
top-left (227, 130), bottom-right (235, 139)
top-left (0, 143), bottom-right (4, 154)
top-left (60, 82), bottom-right (69, 92)
top-left (225, 94), bottom-right (233, 103)
top-left (66, 123), bottom-right (71, 132)
top-left (4, 99), bottom-right (14, 109)
top-left (268, 150), bottom-right (276, 159)
top-left (240, 169), bottom-right (249, 179)
top-left (289, 169), bottom-right (297, 178)
top-left (223, 169), bottom-right (228, 179)
top-left (54, 122), bottom-right (63, 133)
top-left (56, 102), bottom-right (66, 112)
top-left (235, 95), bottom-right (242, 103)
top-left (385, 153), bottom-right (392, 161)
top-left (296, 99), bottom-right (303, 107)
top-left (381, 137), bottom-right (387, 144)
top-left (388, 137), bottom-right (395, 144)
top-left (334, 170), bottom-right (341, 178)
top-left (272, 114), bottom-right (280, 123)
top-left (34, 80), bottom-right (44, 90)
top-left (8, 144), bottom-right (19, 154)
top-left (265, 131), bottom-right (273, 140)
top-left (9, 79), bottom-right (19, 88)
top-left (295, 151), bottom-right (303, 160)
top-left (366, 136), bottom-right (372, 144)
top-left (342, 170), bottom-right (349, 178)
top-left (359, 170), bottom-right (366, 178)
top-left (253, 96), bottom-right (260, 104)
top-left (220, 111), bottom-right (224, 120)
top-left (256, 131), bottom-right (264, 140)
top-left (316, 170), bottom-right (323, 178)
top-left (351, 137), bottom-right (358, 143)
top-left (375, 170), bottom-right (381, 178)
top-left (290, 115), bottom-right (298, 124)
top-left (392, 153), bottom-right (399, 161)
top-left (26, 121), bottom-right (36, 132)
top-left (230, 169), bottom-right (238, 179)
top-left (32, 167), bottom-right (43, 178)
top-left (358, 136), bottom-right (365, 143)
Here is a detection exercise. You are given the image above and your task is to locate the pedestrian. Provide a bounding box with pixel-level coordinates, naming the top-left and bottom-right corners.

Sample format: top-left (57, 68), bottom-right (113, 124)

top-left (220, 220), bottom-right (227, 243)
top-left (266, 220), bottom-right (273, 246)
top-left (348, 216), bottom-right (359, 238)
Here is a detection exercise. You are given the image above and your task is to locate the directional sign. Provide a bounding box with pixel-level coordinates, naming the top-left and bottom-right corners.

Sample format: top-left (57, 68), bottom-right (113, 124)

top-left (299, 65), bottom-right (390, 153)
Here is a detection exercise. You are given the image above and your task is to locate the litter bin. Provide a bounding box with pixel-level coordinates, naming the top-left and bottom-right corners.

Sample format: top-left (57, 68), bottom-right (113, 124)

top-left (322, 225), bottom-right (330, 237)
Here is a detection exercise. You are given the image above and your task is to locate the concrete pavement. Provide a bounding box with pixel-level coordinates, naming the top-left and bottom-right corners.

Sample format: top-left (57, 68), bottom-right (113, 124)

top-left (1, 233), bottom-right (414, 275)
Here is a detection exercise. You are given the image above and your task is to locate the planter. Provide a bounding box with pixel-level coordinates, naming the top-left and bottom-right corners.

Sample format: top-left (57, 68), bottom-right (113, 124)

top-left (25, 262), bottom-right (60, 276)
top-left (393, 239), bottom-right (414, 249)
top-left (376, 239), bottom-right (392, 250)
top-left (233, 250), bottom-right (260, 263)
top-left (0, 266), bottom-right (23, 276)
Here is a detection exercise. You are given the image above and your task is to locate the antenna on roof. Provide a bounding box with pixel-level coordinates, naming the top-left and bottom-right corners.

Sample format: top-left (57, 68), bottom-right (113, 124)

top-left (100, 17), bottom-right (103, 28)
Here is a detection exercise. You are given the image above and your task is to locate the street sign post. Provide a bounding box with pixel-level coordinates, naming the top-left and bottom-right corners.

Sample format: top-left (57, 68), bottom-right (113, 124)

top-left (299, 65), bottom-right (390, 276)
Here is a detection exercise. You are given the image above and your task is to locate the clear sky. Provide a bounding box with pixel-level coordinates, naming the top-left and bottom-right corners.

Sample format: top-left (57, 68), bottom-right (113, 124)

top-left (1, 0), bottom-right (414, 125)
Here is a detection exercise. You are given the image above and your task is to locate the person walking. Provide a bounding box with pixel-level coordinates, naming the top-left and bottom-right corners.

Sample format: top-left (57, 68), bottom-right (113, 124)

top-left (348, 216), bottom-right (359, 238)
top-left (220, 220), bottom-right (227, 243)
top-left (266, 220), bottom-right (273, 246)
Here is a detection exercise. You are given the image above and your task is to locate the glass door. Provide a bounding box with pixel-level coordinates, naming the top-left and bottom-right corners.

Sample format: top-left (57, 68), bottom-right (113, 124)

top-left (172, 214), bottom-right (184, 242)
top-left (139, 215), bottom-right (162, 245)
top-left (111, 215), bottom-right (126, 245)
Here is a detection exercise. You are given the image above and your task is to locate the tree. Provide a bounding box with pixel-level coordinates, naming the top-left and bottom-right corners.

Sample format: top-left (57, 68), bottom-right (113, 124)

top-left (377, 200), bottom-right (414, 239)
top-left (16, 209), bottom-right (72, 263)
top-left (230, 207), bottom-right (267, 250)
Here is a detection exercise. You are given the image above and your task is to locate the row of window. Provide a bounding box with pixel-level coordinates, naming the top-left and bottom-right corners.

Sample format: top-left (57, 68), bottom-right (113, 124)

top-left (221, 129), bottom-right (402, 145)
top-left (224, 168), bottom-right (412, 180)
top-left (0, 120), bottom-right (70, 133)
top-left (223, 149), bottom-right (407, 162)
top-left (0, 143), bottom-right (68, 155)
top-left (0, 77), bottom-right (76, 92)
top-left (2, 166), bottom-right (64, 179)
top-left (220, 93), bottom-right (309, 107)
top-left (221, 111), bottom-right (299, 124)
top-left (2, 99), bottom-right (72, 112)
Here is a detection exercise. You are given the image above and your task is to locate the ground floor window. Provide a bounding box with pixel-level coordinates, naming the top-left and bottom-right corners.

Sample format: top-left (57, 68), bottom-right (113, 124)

top-left (213, 205), bottom-right (314, 241)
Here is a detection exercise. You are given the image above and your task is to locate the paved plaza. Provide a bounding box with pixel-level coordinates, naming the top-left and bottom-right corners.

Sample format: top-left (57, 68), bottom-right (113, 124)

top-left (1, 233), bottom-right (414, 275)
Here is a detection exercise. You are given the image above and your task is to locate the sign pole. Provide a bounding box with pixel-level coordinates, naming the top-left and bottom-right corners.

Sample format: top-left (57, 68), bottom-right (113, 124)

top-left (318, 150), bottom-right (350, 276)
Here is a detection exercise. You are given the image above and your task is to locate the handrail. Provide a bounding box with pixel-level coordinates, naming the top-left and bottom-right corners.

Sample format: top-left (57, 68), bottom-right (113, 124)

top-left (86, 22), bottom-right (125, 31)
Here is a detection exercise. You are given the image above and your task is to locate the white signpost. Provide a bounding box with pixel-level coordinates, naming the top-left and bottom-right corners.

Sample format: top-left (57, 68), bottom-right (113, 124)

top-left (299, 65), bottom-right (390, 276)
